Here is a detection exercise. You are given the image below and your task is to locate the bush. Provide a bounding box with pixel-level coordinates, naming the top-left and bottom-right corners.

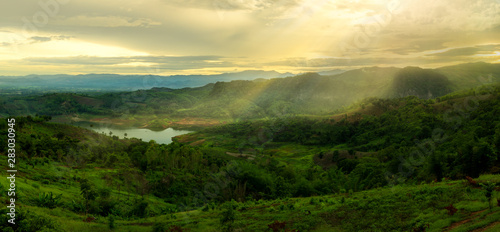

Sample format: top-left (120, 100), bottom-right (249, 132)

top-left (129, 200), bottom-right (149, 218)
top-left (161, 203), bottom-right (178, 214)
top-left (0, 209), bottom-right (60, 232)
top-left (98, 187), bottom-right (112, 199)
top-left (152, 222), bottom-right (167, 232)
top-left (97, 198), bottom-right (117, 216)
top-left (36, 192), bottom-right (62, 209)
top-left (69, 200), bottom-right (85, 213)
top-left (108, 215), bottom-right (116, 230)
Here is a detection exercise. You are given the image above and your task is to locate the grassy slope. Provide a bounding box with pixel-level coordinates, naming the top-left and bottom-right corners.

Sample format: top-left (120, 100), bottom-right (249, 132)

top-left (0, 89), bottom-right (497, 231)
top-left (1, 160), bottom-right (498, 232)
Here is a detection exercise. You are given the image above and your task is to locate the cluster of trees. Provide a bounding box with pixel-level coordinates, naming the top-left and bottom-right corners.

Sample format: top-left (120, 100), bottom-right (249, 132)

top-left (0, 83), bottom-right (498, 229)
top-left (206, 87), bottom-right (500, 182)
top-left (0, 116), bottom-right (387, 215)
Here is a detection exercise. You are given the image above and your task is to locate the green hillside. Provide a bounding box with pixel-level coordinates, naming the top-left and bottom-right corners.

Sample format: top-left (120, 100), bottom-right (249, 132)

top-left (0, 82), bottom-right (499, 231)
top-left (436, 62), bottom-right (500, 91)
top-left (1, 63), bottom-right (499, 129)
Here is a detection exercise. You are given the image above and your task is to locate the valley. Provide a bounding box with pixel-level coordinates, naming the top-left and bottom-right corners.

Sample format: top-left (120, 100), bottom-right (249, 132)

top-left (0, 63), bottom-right (499, 231)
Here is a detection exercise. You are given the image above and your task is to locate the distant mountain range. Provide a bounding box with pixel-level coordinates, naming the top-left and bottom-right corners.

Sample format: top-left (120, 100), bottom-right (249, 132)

top-left (1, 62), bottom-right (499, 120)
top-left (0, 70), bottom-right (294, 91)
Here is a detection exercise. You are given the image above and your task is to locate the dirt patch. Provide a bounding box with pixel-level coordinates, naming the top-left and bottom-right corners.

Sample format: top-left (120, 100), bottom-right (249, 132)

top-left (226, 152), bottom-right (256, 160)
top-left (189, 139), bottom-right (206, 146)
top-left (169, 118), bottom-right (222, 128)
top-left (73, 95), bottom-right (103, 107)
top-left (175, 133), bottom-right (204, 144)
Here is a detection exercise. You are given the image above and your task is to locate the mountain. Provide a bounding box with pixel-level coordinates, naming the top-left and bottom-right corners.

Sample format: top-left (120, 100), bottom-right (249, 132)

top-left (391, 66), bottom-right (452, 99)
top-left (1, 63), bottom-right (499, 122)
top-left (0, 70), bottom-right (292, 91)
top-left (435, 62), bottom-right (500, 91)
top-left (318, 69), bottom-right (348, 76)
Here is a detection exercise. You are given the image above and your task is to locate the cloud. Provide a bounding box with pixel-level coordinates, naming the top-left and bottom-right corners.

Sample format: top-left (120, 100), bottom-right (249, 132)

top-left (428, 44), bottom-right (500, 57)
top-left (22, 55), bottom-right (234, 70)
top-left (163, 0), bottom-right (309, 22)
top-left (30, 37), bottom-right (52, 43)
top-left (0, 0), bottom-right (499, 75)
top-left (268, 57), bottom-right (415, 68)
top-left (164, 0), bottom-right (300, 11)
top-left (29, 35), bottom-right (72, 43)
top-left (53, 15), bottom-right (162, 28)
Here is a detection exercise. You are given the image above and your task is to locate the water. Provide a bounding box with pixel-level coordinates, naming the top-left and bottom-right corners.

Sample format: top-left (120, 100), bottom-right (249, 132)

top-left (72, 121), bottom-right (193, 144)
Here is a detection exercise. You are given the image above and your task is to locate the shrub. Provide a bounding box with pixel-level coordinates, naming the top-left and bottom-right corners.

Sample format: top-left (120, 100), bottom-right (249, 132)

top-left (36, 192), bottom-right (62, 209)
top-left (129, 200), bottom-right (149, 218)
top-left (97, 198), bottom-right (117, 216)
top-left (108, 215), bottom-right (116, 230)
top-left (69, 200), bottom-right (85, 213)
top-left (480, 182), bottom-right (496, 210)
top-left (152, 222), bottom-right (167, 232)
top-left (0, 209), bottom-right (60, 232)
top-left (98, 187), bottom-right (112, 199)
top-left (161, 203), bottom-right (178, 214)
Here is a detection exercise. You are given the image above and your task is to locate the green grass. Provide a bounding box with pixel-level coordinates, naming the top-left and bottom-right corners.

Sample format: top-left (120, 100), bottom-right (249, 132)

top-left (4, 169), bottom-right (498, 231)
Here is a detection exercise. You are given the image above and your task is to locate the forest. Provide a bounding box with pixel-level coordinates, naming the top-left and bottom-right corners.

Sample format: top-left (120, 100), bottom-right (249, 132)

top-left (0, 64), bottom-right (499, 231)
top-left (0, 79), bottom-right (500, 231)
top-left (1, 63), bottom-right (499, 128)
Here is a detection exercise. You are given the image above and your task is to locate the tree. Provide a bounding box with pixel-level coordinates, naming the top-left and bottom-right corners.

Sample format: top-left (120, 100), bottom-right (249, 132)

top-left (220, 200), bottom-right (237, 232)
top-left (481, 182), bottom-right (496, 210)
top-left (80, 178), bottom-right (98, 216)
top-left (273, 176), bottom-right (291, 199)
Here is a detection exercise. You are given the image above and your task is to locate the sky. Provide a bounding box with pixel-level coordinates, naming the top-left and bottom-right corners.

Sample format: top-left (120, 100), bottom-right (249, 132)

top-left (0, 0), bottom-right (499, 76)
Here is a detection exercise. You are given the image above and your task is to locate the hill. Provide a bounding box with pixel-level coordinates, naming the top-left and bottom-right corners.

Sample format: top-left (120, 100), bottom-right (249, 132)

top-left (0, 70), bottom-right (292, 92)
top-left (0, 62), bottom-right (499, 129)
top-left (0, 84), bottom-right (499, 231)
top-left (436, 62), bottom-right (500, 91)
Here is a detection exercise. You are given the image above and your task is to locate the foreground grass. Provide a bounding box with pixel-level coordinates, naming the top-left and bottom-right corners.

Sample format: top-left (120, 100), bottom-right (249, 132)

top-left (1, 162), bottom-right (498, 232)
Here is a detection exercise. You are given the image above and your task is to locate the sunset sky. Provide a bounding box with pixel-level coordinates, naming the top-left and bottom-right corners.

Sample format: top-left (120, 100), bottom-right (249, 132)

top-left (0, 0), bottom-right (499, 76)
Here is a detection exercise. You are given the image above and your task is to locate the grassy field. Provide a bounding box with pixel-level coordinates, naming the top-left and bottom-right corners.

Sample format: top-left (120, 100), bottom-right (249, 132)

top-left (1, 154), bottom-right (498, 232)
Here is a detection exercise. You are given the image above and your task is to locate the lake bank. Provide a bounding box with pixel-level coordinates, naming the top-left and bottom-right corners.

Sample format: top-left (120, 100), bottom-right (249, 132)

top-left (70, 121), bottom-right (193, 144)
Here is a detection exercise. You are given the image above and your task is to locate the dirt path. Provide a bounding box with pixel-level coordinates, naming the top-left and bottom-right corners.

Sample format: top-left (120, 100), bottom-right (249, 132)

top-left (446, 209), bottom-right (487, 231)
top-left (470, 222), bottom-right (500, 232)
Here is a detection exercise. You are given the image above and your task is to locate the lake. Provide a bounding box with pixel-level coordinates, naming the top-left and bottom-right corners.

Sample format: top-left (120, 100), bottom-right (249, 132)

top-left (72, 121), bottom-right (193, 144)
